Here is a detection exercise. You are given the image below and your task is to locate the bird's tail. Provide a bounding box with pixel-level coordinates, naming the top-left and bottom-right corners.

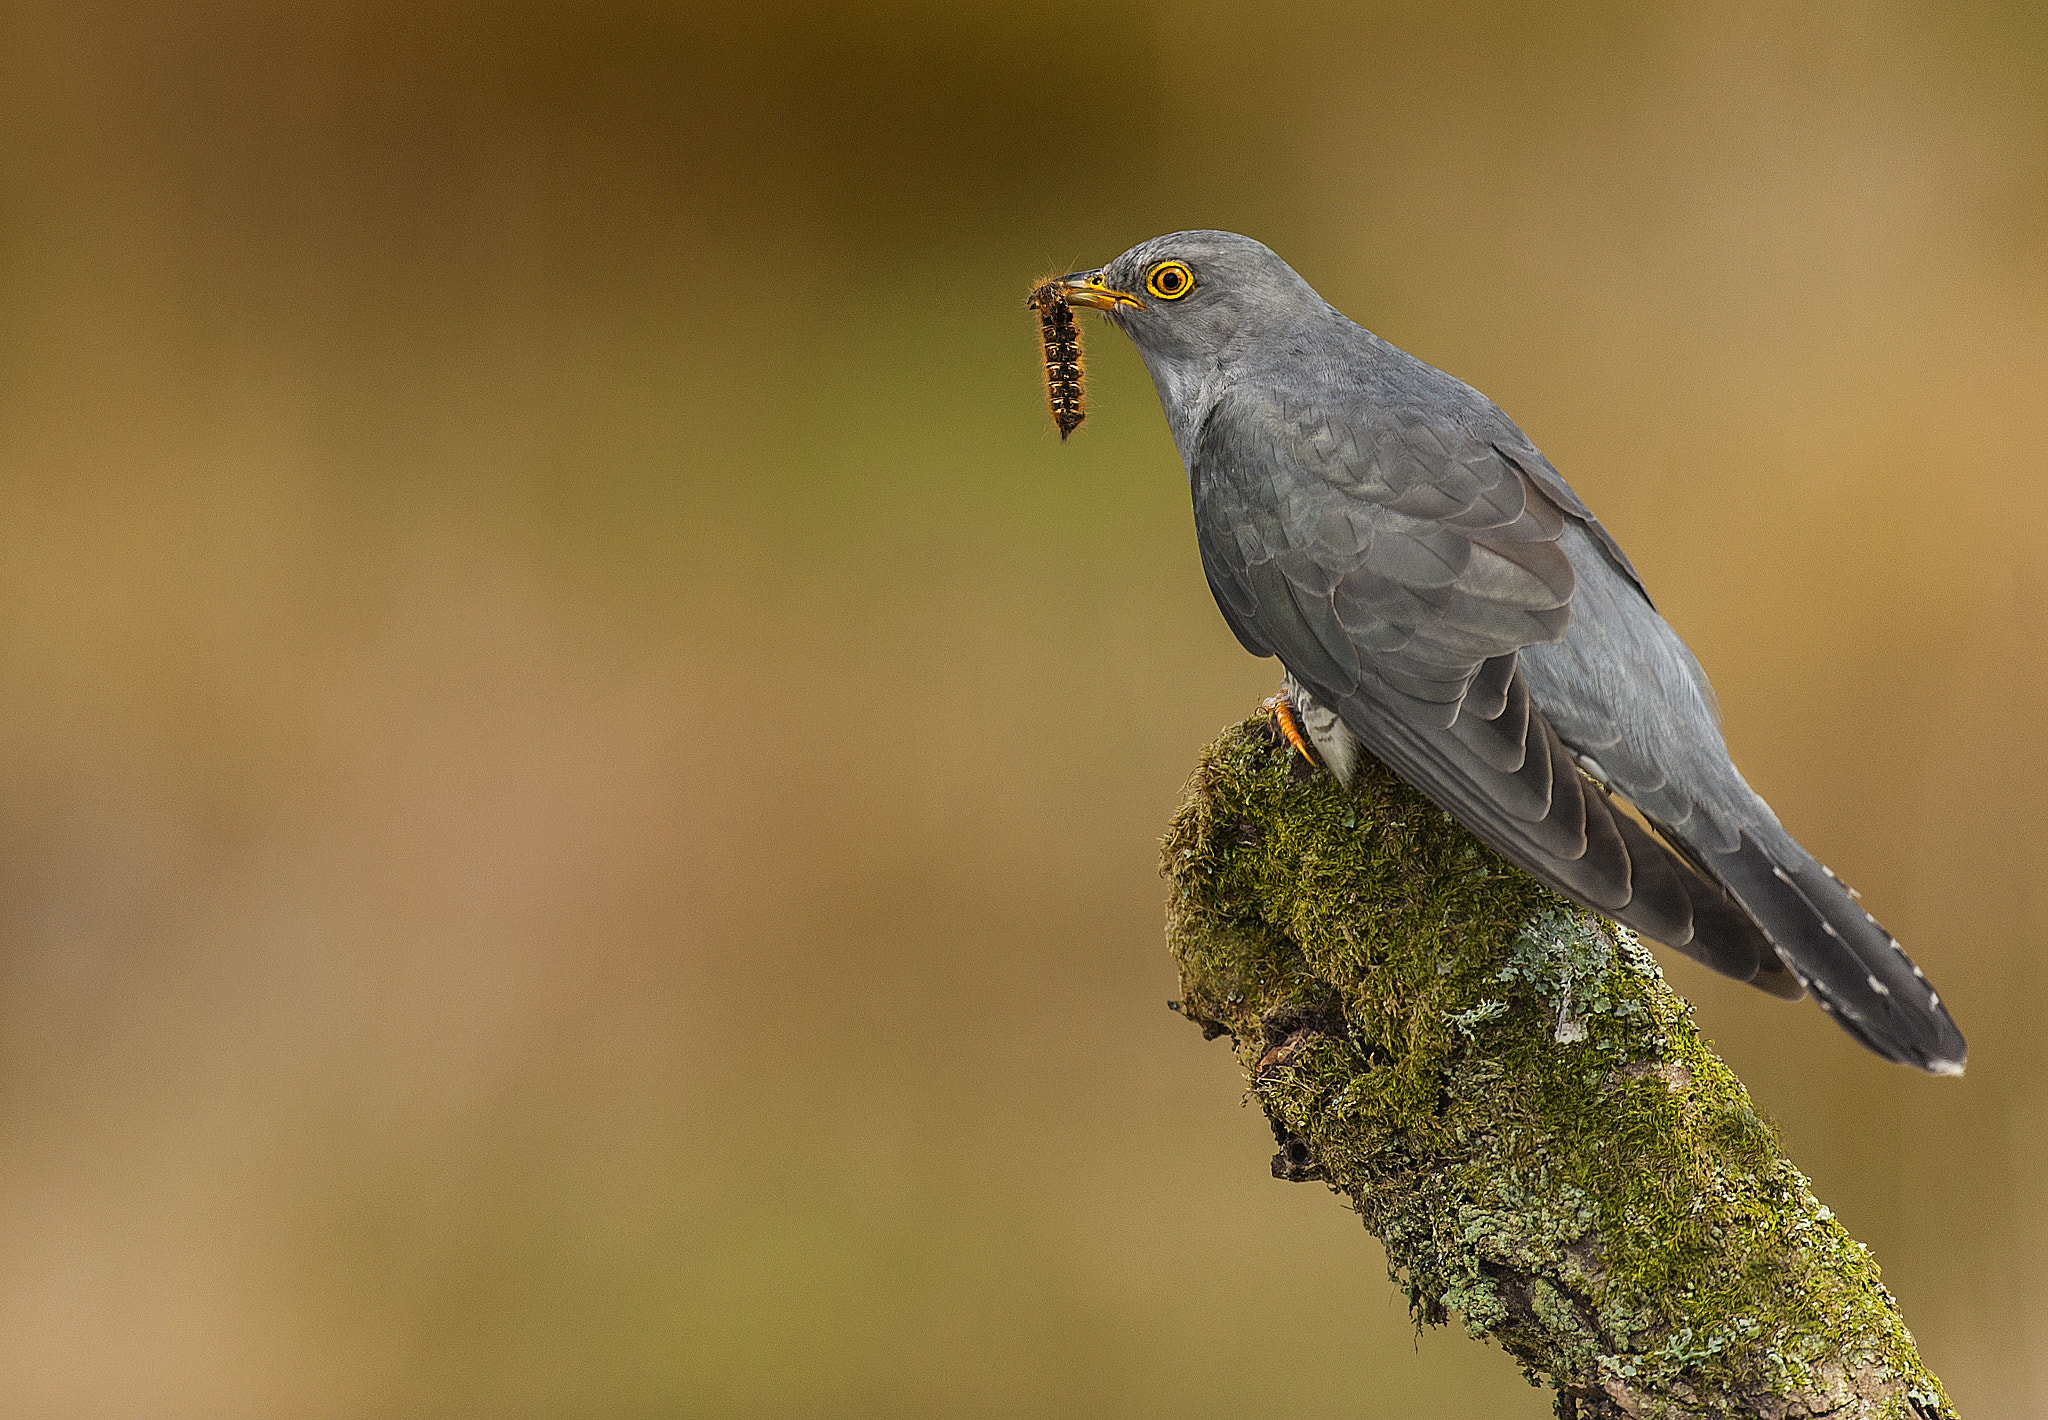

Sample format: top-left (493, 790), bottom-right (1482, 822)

top-left (1692, 828), bottom-right (1966, 1074)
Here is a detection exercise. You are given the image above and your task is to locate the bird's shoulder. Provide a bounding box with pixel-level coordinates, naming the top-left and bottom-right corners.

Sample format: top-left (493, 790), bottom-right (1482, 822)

top-left (1189, 374), bottom-right (1558, 562)
top-left (1197, 342), bottom-right (1651, 605)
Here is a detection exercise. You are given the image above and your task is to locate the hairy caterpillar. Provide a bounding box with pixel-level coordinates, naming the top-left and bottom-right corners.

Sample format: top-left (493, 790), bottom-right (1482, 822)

top-left (1026, 279), bottom-right (1085, 440)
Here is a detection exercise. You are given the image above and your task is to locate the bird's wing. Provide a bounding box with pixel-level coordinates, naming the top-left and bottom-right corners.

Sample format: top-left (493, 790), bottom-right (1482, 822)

top-left (1190, 388), bottom-right (1572, 716)
top-left (1189, 386), bottom-right (1797, 994)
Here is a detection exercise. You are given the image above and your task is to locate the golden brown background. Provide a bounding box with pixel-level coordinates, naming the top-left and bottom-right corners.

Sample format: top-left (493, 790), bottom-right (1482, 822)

top-left (0, 1), bottom-right (2042, 1415)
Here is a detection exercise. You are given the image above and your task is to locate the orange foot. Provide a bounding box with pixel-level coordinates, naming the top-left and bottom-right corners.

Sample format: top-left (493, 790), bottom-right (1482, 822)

top-left (1260, 689), bottom-right (1318, 769)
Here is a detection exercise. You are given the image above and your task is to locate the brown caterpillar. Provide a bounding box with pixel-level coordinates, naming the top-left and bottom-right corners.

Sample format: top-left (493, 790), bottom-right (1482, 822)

top-left (1027, 279), bottom-right (1085, 440)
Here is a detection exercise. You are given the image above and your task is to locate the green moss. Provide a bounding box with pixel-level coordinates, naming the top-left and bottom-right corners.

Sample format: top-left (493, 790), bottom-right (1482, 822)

top-left (1164, 714), bottom-right (1956, 1419)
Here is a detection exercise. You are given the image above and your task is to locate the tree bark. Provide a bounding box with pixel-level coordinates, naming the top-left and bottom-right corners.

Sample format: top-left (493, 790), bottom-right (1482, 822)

top-left (1163, 712), bottom-right (1957, 1419)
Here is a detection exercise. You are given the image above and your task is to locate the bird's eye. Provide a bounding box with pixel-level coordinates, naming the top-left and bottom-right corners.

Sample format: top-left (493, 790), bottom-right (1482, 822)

top-left (1145, 260), bottom-right (1195, 300)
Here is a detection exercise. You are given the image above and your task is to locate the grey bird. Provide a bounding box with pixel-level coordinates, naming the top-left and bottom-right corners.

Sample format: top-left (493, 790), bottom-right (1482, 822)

top-left (1043, 230), bottom-right (1964, 1073)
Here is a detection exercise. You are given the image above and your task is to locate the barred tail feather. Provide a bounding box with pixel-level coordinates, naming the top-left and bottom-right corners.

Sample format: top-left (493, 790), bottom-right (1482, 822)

top-left (1700, 833), bottom-right (1965, 1073)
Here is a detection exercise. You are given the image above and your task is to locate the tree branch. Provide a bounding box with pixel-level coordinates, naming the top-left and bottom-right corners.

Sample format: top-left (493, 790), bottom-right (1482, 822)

top-left (1163, 712), bottom-right (1957, 1419)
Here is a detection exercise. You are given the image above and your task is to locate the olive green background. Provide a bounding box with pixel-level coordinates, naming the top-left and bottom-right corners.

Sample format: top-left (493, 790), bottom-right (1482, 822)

top-left (0, 2), bottom-right (2043, 1416)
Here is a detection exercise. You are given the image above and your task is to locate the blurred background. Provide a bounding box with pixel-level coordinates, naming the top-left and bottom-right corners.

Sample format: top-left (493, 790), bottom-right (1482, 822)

top-left (0, 0), bottom-right (2042, 1415)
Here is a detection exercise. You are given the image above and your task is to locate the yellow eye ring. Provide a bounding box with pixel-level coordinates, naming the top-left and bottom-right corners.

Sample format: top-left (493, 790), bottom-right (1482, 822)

top-left (1145, 260), bottom-right (1195, 300)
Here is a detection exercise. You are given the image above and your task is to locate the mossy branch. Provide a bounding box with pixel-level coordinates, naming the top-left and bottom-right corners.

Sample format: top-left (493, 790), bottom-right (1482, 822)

top-left (1163, 713), bottom-right (1957, 1420)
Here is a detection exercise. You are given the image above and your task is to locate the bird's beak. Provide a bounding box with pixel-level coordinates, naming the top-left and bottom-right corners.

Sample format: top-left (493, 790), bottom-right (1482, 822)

top-left (1033, 269), bottom-right (1146, 312)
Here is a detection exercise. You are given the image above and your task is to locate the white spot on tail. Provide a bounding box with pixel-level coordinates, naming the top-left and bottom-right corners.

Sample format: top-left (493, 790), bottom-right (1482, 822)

top-left (1866, 975), bottom-right (1889, 996)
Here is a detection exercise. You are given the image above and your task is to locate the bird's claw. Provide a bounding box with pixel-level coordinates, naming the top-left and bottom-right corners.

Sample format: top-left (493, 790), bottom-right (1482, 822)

top-left (1262, 690), bottom-right (1318, 769)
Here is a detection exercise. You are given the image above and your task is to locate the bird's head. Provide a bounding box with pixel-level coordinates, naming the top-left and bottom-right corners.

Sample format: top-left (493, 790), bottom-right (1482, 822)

top-left (1042, 230), bottom-right (1337, 369)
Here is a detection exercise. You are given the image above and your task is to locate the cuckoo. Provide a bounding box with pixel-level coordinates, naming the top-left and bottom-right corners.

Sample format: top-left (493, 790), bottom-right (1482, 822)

top-left (1038, 230), bottom-right (1963, 1073)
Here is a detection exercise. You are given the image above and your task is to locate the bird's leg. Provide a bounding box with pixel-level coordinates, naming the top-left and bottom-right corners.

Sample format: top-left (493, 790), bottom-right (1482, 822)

top-left (1262, 688), bottom-right (1319, 769)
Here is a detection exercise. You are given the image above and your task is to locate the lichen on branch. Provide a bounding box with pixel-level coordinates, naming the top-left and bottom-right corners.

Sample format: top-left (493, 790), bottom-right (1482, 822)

top-left (1162, 713), bottom-right (1955, 1420)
